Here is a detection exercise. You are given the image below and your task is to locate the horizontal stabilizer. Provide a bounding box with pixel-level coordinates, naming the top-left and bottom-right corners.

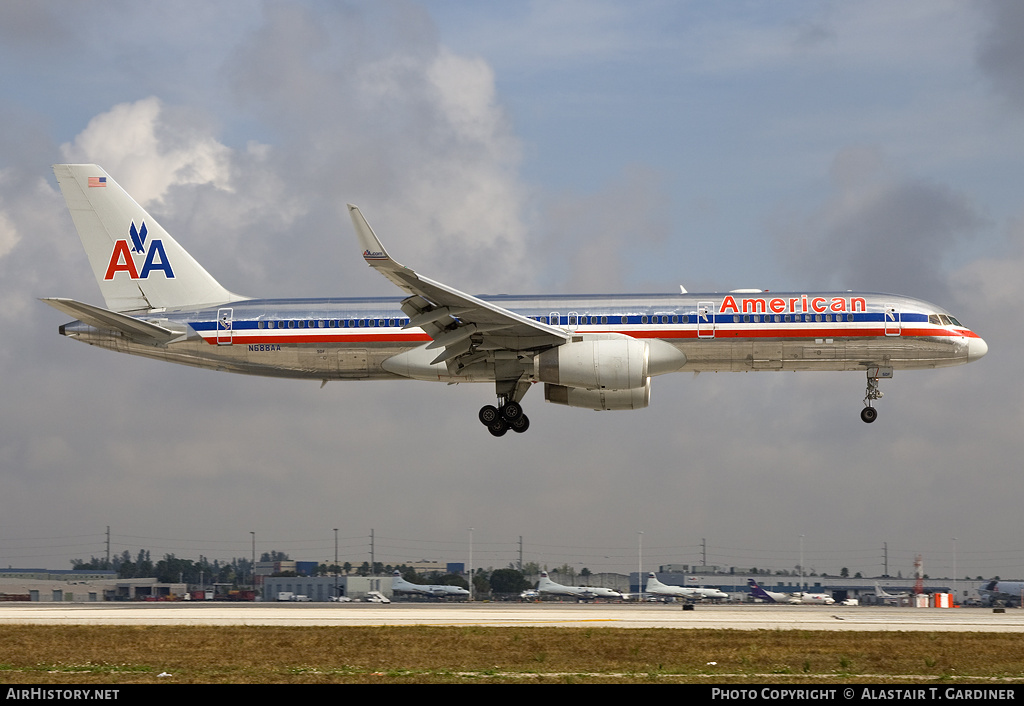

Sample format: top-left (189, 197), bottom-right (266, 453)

top-left (41, 297), bottom-right (182, 343)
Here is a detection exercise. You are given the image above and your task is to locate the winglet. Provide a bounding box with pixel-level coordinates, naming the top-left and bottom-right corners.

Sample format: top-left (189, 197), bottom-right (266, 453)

top-left (348, 204), bottom-right (401, 269)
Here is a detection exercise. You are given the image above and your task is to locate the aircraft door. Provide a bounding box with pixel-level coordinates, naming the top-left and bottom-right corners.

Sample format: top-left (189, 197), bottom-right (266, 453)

top-left (697, 301), bottom-right (715, 339)
top-left (217, 308), bottom-right (233, 345)
top-left (884, 304), bottom-right (901, 336)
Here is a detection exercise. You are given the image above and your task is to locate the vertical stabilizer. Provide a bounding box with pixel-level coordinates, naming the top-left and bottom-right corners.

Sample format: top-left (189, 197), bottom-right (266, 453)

top-left (52, 164), bottom-right (244, 312)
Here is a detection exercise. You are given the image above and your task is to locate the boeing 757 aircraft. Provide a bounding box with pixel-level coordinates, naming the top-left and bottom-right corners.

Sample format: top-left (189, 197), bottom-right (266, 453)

top-left (44, 165), bottom-right (988, 436)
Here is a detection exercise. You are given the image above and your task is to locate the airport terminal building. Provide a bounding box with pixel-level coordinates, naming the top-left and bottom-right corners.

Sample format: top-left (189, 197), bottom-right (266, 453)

top-left (0, 569), bottom-right (185, 602)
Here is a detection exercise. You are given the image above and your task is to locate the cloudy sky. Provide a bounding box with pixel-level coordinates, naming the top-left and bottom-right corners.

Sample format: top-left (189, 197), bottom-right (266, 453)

top-left (1, 1), bottom-right (1022, 582)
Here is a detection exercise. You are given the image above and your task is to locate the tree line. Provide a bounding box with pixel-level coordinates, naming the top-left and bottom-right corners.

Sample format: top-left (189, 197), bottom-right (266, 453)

top-left (70, 551), bottom-right (545, 594)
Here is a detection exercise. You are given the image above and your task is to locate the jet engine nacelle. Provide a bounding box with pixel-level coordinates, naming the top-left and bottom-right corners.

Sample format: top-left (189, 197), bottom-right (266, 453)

top-left (544, 379), bottom-right (651, 410)
top-left (535, 337), bottom-right (649, 391)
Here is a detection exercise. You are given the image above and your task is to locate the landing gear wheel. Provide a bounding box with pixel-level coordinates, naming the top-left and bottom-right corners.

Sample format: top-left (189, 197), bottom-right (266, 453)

top-left (500, 401), bottom-right (523, 422)
top-left (510, 414), bottom-right (530, 433)
top-left (860, 407), bottom-right (878, 424)
top-left (487, 418), bottom-right (509, 437)
top-left (478, 405), bottom-right (500, 426)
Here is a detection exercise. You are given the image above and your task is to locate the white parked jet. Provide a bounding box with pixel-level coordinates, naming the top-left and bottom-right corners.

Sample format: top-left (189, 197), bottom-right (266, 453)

top-left (645, 572), bottom-right (727, 601)
top-left (537, 571), bottom-right (622, 600)
top-left (874, 583), bottom-right (910, 603)
top-left (390, 570), bottom-right (469, 598)
top-left (747, 578), bottom-right (835, 605)
top-left (45, 165), bottom-right (988, 436)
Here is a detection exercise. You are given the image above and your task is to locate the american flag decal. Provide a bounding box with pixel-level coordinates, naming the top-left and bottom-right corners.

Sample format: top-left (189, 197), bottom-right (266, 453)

top-left (88, 176), bottom-right (106, 187)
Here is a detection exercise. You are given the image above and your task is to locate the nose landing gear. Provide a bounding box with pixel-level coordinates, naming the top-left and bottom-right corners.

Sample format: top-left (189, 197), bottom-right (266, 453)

top-left (861, 367), bottom-right (892, 423)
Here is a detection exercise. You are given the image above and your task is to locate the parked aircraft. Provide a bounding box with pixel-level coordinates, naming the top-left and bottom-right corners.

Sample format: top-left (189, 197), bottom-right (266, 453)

top-left (390, 570), bottom-right (469, 598)
top-left (694, 586), bottom-right (729, 600)
top-left (747, 578), bottom-right (835, 605)
top-left (537, 572), bottom-right (622, 600)
top-left (644, 572), bottom-right (727, 601)
top-left (45, 165), bottom-right (988, 436)
top-left (874, 582), bottom-right (910, 603)
top-left (978, 580), bottom-right (1024, 607)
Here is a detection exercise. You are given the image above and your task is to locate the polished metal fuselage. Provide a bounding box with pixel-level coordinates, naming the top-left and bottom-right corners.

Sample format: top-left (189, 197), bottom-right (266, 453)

top-left (58, 291), bottom-right (978, 382)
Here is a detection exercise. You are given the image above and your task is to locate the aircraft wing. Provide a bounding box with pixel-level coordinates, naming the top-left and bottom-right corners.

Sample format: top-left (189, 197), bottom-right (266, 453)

top-left (348, 205), bottom-right (569, 370)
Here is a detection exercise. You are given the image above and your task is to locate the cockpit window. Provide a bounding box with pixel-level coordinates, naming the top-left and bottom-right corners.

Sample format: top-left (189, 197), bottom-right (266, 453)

top-left (948, 316), bottom-right (962, 327)
top-left (938, 314), bottom-right (951, 326)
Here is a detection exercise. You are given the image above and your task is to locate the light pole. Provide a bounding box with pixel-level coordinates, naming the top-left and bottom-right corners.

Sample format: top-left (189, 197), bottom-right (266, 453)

top-left (334, 528), bottom-right (339, 600)
top-left (799, 534), bottom-right (805, 592)
top-left (952, 537), bottom-right (957, 605)
top-left (638, 531), bottom-right (644, 600)
top-left (468, 527), bottom-right (474, 601)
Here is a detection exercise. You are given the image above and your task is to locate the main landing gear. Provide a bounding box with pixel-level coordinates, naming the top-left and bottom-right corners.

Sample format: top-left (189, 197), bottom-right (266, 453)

top-left (478, 401), bottom-right (530, 437)
top-left (478, 378), bottom-right (531, 437)
top-left (860, 367), bottom-right (892, 424)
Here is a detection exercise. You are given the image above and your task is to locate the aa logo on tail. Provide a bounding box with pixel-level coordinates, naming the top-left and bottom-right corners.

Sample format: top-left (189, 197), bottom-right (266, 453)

top-left (103, 220), bottom-right (175, 280)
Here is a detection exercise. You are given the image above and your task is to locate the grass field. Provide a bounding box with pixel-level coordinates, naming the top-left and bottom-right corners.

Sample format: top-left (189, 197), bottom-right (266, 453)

top-left (2, 626), bottom-right (1024, 683)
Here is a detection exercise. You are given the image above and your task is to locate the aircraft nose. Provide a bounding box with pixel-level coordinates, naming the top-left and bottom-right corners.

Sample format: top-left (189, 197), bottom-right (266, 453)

top-left (967, 335), bottom-right (988, 362)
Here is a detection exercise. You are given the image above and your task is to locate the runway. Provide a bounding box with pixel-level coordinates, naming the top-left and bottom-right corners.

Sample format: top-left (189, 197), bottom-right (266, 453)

top-left (1, 602), bottom-right (1022, 631)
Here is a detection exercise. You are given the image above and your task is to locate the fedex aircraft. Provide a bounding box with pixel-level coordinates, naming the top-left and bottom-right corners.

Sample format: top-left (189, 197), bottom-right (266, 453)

top-left (44, 165), bottom-right (988, 436)
top-left (747, 578), bottom-right (835, 605)
top-left (978, 580), bottom-right (1024, 607)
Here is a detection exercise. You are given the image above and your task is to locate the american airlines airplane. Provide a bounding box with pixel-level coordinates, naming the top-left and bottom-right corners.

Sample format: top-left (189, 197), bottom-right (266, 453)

top-left (44, 164), bottom-right (988, 436)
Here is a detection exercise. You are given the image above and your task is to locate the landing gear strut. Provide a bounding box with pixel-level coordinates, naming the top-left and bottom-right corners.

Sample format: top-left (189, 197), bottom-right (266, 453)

top-left (861, 367), bottom-right (892, 424)
top-left (479, 378), bottom-right (531, 437)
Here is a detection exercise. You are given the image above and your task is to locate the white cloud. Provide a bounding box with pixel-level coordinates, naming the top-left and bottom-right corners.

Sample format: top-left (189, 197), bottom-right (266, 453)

top-left (59, 97), bottom-right (233, 206)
